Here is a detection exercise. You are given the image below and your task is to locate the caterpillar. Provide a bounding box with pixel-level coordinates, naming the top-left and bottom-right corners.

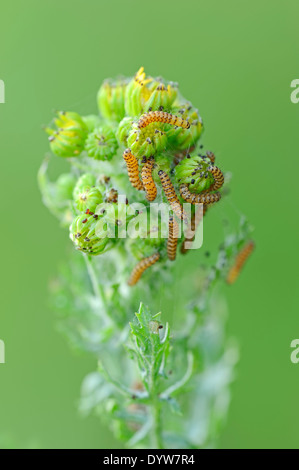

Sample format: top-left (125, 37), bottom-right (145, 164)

top-left (128, 252), bottom-right (160, 286)
top-left (158, 170), bottom-right (188, 223)
top-left (141, 157), bottom-right (157, 201)
top-left (226, 240), bottom-right (255, 284)
top-left (208, 165), bottom-right (224, 190)
top-left (105, 188), bottom-right (118, 203)
top-left (138, 111), bottom-right (190, 130)
top-left (181, 204), bottom-right (208, 254)
top-left (167, 216), bottom-right (179, 261)
top-left (123, 149), bottom-right (144, 191)
top-left (206, 151), bottom-right (215, 164)
top-left (180, 184), bottom-right (221, 204)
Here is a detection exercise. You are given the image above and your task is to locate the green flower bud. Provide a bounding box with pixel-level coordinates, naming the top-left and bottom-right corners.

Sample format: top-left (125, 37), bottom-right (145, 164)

top-left (128, 237), bottom-right (164, 260)
top-left (166, 104), bottom-right (203, 149)
top-left (151, 154), bottom-right (171, 183)
top-left (76, 186), bottom-right (103, 212)
top-left (73, 173), bottom-right (96, 197)
top-left (56, 173), bottom-right (77, 202)
top-left (143, 81), bottom-right (178, 112)
top-left (73, 173), bottom-right (103, 212)
top-left (97, 78), bottom-right (128, 122)
top-left (85, 126), bottom-right (118, 161)
top-left (38, 159), bottom-right (76, 227)
top-left (46, 111), bottom-right (88, 157)
top-left (70, 213), bottom-right (109, 255)
top-left (175, 154), bottom-right (215, 193)
top-left (95, 202), bottom-right (136, 239)
top-left (82, 114), bottom-right (102, 133)
top-left (125, 67), bottom-right (153, 117)
top-left (116, 117), bottom-right (134, 146)
top-left (127, 123), bottom-right (167, 158)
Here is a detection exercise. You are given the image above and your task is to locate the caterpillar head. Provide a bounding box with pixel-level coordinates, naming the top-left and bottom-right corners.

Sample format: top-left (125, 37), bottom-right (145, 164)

top-left (175, 153), bottom-right (215, 193)
top-left (46, 111), bottom-right (88, 157)
top-left (85, 125), bottom-right (118, 161)
top-left (151, 154), bottom-right (171, 182)
top-left (97, 78), bottom-right (128, 122)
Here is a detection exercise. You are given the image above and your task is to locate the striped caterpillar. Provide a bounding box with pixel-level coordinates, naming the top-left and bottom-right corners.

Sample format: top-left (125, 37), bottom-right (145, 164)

top-left (179, 184), bottom-right (221, 204)
top-left (167, 216), bottom-right (179, 261)
top-left (123, 149), bottom-right (144, 191)
top-left (128, 252), bottom-right (160, 286)
top-left (105, 188), bottom-right (118, 203)
top-left (209, 165), bottom-right (224, 191)
top-left (181, 204), bottom-right (208, 254)
top-left (158, 170), bottom-right (188, 223)
top-left (206, 151), bottom-right (215, 164)
top-left (138, 111), bottom-right (190, 130)
top-left (141, 157), bottom-right (157, 201)
top-left (226, 240), bottom-right (255, 284)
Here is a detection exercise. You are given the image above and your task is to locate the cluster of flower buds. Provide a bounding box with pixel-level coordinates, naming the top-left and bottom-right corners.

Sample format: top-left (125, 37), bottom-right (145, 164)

top-left (42, 67), bottom-right (226, 283)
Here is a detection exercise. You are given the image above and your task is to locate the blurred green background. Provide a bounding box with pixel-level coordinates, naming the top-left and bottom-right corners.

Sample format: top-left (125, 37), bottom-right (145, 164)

top-left (0, 0), bottom-right (298, 449)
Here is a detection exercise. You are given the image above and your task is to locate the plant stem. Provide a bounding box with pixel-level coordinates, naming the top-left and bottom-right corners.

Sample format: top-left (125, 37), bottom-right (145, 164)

top-left (84, 255), bottom-right (113, 326)
top-left (148, 340), bottom-right (163, 449)
top-left (150, 399), bottom-right (163, 449)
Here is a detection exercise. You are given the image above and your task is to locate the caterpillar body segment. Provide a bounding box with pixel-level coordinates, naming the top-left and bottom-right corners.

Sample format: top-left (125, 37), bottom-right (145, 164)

top-left (206, 151), bottom-right (215, 164)
top-left (179, 184), bottom-right (221, 205)
top-left (128, 252), bottom-right (160, 286)
top-left (123, 149), bottom-right (144, 191)
top-left (181, 204), bottom-right (208, 254)
top-left (226, 240), bottom-right (255, 285)
top-left (167, 216), bottom-right (179, 261)
top-left (208, 165), bottom-right (224, 191)
top-left (141, 157), bottom-right (157, 201)
top-left (138, 111), bottom-right (190, 130)
top-left (158, 170), bottom-right (188, 224)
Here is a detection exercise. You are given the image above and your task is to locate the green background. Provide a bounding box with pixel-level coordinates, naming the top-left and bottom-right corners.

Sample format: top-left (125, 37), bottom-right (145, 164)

top-left (0, 0), bottom-right (298, 449)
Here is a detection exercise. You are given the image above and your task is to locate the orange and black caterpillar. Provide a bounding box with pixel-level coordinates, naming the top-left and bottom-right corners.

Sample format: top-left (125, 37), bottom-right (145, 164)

top-left (128, 252), bottom-right (160, 286)
top-left (179, 184), bottom-right (221, 204)
top-left (226, 240), bottom-right (255, 285)
top-left (123, 149), bottom-right (144, 191)
top-left (181, 204), bottom-right (208, 254)
top-left (141, 157), bottom-right (157, 201)
top-left (158, 170), bottom-right (188, 223)
top-left (105, 188), bottom-right (118, 203)
top-left (167, 216), bottom-right (179, 261)
top-left (209, 165), bottom-right (224, 191)
top-left (138, 111), bottom-right (190, 130)
top-left (206, 151), bottom-right (215, 164)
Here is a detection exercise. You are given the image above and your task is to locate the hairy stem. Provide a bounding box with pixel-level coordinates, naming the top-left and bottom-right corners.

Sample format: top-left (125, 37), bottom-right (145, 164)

top-left (84, 255), bottom-right (113, 326)
top-left (150, 399), bottom-right (163, 449)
